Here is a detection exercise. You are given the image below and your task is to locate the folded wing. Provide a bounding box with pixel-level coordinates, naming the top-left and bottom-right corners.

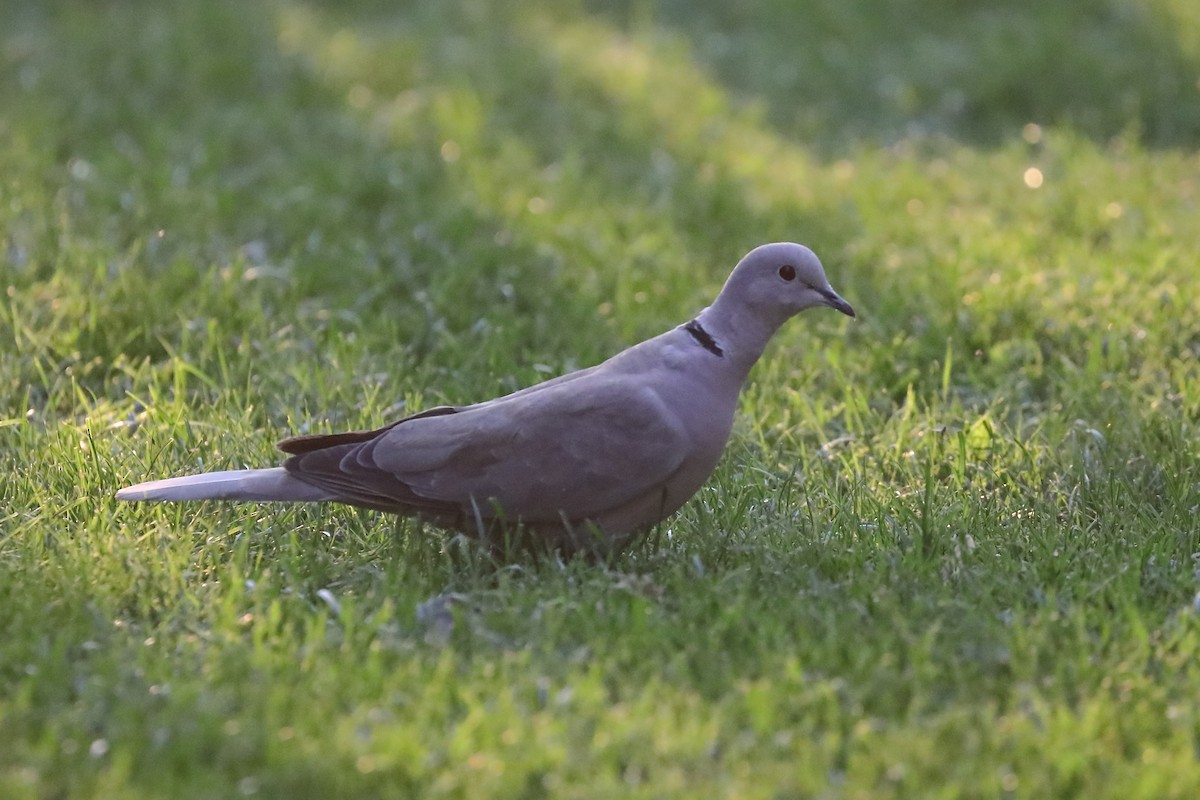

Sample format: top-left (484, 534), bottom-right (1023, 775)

top-left (283, 377), bottom-right (690, 524)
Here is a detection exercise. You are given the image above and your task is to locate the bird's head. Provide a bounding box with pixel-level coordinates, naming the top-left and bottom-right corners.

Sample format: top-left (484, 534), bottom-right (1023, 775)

top-left (723, 242), bottom-right (855, 320)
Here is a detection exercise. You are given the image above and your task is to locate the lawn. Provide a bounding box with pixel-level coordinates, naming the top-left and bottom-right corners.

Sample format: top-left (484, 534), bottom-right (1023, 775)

top-left (2, 0), bottom-right (1200, 797)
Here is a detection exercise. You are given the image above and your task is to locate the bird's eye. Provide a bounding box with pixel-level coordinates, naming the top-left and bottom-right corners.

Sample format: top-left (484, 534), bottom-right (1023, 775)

top-left (778, 264), bottom-right (796, 281)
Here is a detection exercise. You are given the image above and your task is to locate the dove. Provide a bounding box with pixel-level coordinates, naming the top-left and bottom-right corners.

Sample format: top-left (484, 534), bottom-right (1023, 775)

top-left (116, 242), bottom-right (854, 556)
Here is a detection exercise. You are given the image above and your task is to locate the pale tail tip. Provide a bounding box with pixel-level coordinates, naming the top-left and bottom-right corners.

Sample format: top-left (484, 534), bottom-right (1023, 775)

top-left (115, 485), bottom-right (152, 501)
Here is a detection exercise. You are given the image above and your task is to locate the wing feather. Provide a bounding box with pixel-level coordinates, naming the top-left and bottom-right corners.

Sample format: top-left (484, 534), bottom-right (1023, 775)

top-left (284, 375), bottom-right (690, 524)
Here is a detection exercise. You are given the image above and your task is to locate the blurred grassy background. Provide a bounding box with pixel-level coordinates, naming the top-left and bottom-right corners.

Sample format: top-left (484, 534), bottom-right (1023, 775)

top-left (2, 0), bottom-right (1199, 797)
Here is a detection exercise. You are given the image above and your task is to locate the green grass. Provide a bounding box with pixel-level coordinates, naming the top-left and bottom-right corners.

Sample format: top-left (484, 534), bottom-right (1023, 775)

top-left (2, 0), bottom-right (1200, 796)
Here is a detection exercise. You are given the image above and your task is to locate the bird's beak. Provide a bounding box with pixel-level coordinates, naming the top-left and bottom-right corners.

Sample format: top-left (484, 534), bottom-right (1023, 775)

top-left (820, 288), bottom-right (856, 318)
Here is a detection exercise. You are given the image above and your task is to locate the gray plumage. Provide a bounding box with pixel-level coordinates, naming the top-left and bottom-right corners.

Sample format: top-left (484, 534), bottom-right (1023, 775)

top-left (117, 242), bottom-right (854, 556)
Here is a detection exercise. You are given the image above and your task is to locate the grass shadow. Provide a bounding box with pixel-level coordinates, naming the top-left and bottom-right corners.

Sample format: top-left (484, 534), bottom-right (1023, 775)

top-left (583, 0), bottom-right (1200, 151)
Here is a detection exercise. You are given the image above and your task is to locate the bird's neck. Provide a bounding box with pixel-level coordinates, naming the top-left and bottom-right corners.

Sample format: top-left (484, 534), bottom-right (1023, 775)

top-left (693, 299), bottom-right (788, 378)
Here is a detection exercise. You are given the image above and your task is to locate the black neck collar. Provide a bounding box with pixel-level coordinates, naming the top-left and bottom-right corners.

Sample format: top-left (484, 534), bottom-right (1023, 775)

top-left (683, 319), bottom-right (724, 357)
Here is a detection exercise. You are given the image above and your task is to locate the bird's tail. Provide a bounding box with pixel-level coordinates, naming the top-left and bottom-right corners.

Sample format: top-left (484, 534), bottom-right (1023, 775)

top-left (115, 468), bottom-right (334, 504)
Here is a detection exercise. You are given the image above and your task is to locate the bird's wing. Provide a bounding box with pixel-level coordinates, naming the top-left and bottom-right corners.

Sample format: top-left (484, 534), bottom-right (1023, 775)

top-left (284, 375), bottom-right (692, 523)
top-left (276, 405), bottom-right (459, 455)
